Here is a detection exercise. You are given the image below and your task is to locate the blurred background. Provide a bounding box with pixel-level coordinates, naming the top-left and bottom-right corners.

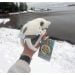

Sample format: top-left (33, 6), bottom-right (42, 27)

top-left (0, 2), bottom-right (28, 13)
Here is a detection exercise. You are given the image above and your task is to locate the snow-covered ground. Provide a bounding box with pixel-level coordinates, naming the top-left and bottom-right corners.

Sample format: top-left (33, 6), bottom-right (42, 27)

top-left (0, 27), bottom-right (75, 73)
top-left (0, 18), bottom-right (10, 24)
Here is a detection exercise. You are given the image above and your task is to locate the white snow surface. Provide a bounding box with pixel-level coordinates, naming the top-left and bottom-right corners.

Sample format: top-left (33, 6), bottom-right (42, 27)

top-left (0, 18), bottom-right (10, 24)
top-left (0, 27), bottom-right (75, 73)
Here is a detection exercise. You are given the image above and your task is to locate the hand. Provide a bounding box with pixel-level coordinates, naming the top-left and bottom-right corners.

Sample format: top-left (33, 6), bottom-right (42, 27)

top-left (21, 30), bottom-right (47, 58)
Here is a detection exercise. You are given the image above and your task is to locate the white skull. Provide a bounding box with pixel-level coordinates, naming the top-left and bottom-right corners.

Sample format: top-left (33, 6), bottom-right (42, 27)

top-left (21, 18), bottom-right (51, 36)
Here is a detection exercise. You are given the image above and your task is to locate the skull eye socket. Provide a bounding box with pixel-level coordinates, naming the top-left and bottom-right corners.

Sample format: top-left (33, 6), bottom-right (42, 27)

top-left (40, 21), bottom-right (44, 26)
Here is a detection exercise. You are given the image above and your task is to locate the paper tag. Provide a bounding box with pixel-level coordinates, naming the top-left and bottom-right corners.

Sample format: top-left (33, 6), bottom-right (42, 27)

top-left (38, 39), bottom-right (55, 61)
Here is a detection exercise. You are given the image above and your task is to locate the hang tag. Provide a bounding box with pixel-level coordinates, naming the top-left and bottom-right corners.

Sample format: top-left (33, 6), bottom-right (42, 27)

top-left (38, 38), bottom-right (55, 61)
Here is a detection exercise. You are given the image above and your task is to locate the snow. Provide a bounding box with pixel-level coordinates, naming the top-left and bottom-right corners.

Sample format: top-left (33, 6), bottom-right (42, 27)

top-left (9, 11), bottom-right (28, 15)
top-left (0, 18), bottom-right (10, 24)
top-left (0, 27), bottom-right (75, 73)
top-left (0, 27), bottom-right (23, 72)
top-left (30, 41), bottom-right (75, 73)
